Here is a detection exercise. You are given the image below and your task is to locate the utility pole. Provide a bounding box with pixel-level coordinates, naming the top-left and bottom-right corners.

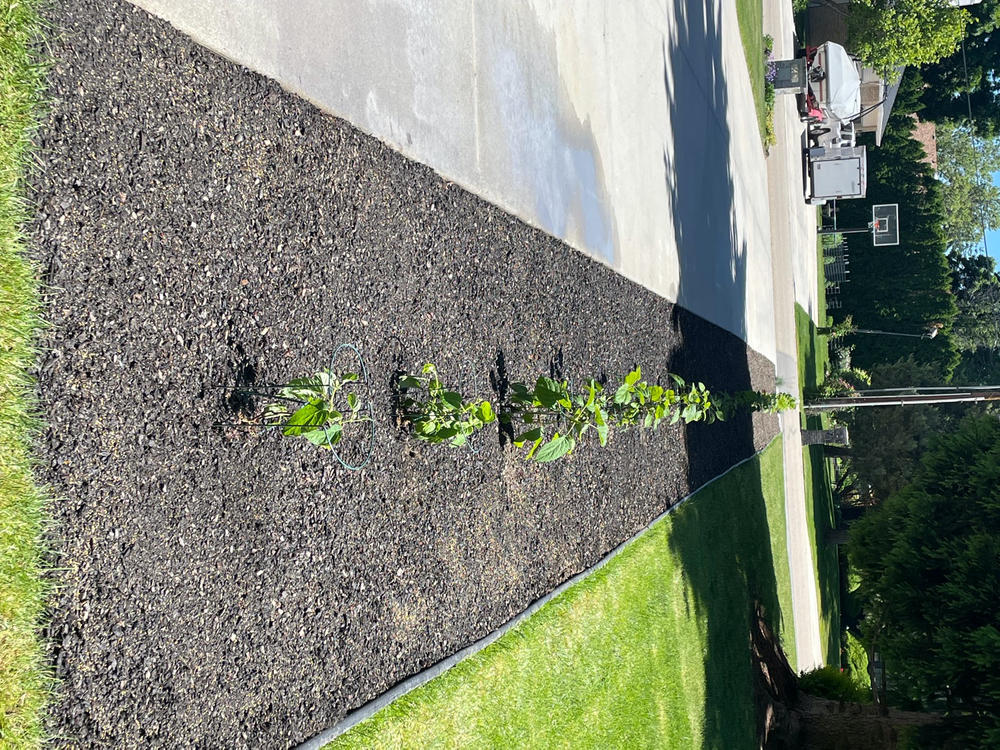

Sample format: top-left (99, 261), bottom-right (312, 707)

top-left (816, 226), bottom-right (875, 236)
top-left (806, 386), bottom-right (1000, 411)
top-left (850, 327), bottom-right (938, 340)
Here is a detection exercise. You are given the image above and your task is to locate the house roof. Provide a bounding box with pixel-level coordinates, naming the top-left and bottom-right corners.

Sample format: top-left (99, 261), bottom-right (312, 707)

top-left (875, 67), bottom-right (905, 146)
top-left (910, 118), bottom-right (938, 170)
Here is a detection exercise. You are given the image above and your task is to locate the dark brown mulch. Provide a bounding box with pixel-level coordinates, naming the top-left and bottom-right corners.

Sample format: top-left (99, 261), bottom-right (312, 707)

top-left (31, 1), bottom-right (778, 746)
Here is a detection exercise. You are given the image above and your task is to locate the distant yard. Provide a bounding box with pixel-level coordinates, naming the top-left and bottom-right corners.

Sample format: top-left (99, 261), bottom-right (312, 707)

top-left (735, 0), bottom-right (771, 146)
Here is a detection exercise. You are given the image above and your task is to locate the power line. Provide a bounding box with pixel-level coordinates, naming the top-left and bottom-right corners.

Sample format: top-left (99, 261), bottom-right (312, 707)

top-left (961, 36), bottom-right (991, 256)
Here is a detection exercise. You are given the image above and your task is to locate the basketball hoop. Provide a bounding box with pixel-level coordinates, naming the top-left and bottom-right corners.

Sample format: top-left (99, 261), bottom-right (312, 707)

top-left (872, 204), bottom-right (899, 246)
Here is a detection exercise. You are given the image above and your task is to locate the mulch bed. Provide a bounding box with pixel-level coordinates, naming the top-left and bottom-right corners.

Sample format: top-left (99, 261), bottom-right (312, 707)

top-left (31, 1), bottom-right (778, 746)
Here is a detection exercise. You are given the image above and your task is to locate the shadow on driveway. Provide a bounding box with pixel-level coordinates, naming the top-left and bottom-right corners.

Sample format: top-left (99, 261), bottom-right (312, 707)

top-left (662, 4), bottom-right (785, 746)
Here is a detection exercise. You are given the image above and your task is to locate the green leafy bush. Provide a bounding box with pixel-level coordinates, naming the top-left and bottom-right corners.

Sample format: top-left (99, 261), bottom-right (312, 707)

top-left (398, 363), bottom-right (495, 448)
top-left (815, 365), bottom-right (871, 398)
top-left (763, 34), bottom-right (776, 150)
top-left (843, 630), bottom-right (872, 700)
top-left (818, 314), bottom-right (855, 340)
top-left (262, 369), bottom-right (371, 448)
top-left (798, 664), bottom-right (871, 703)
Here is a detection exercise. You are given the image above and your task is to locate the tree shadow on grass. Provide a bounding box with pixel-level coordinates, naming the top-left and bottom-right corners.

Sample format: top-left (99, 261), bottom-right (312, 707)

top-left (661, 3), bottom-right (792, 746)
top-left (666, 446), bottom-right (792, 747)
top-left (806, 444), bottom-right (842, 665)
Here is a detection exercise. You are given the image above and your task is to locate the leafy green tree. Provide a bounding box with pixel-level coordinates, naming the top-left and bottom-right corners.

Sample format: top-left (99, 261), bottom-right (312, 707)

top-left (935, 124), bottom-right (1000, 254)
top-left (948, 253), bottom-right (1000, 358)
top-left (917, 0), bottom-right (1000, 129)
top-left (848, 0), bottom-right (970, 78)
top-left (849, 415), bottom-right (1000, 748)
top-left (954, 346), bottom-right (1000, 385)
top-left (952, 274), bottom-right (1000, 352)
top-left (833, 110), bottom-right (959, 379)
top-left (947, 254), bottom-right (1000, 383)
top-left (950, 252), bottom-right (996, 299)
top-left (844, 357), bottom-right (946, 501)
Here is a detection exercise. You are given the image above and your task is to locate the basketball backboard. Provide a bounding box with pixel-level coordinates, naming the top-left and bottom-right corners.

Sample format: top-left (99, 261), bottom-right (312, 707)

top-left (872, 203), bottom-right (899, 246)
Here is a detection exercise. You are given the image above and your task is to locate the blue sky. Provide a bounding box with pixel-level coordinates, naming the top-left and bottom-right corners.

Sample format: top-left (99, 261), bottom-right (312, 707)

top-left (979, 171), bottom-right (1000, 263)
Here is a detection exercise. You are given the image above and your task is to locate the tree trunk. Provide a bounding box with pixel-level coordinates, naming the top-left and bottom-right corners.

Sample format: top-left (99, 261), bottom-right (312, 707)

top-left (793, 694), bottom-right (943, 750)
top-left (751, 599), bottom-right (943, 749)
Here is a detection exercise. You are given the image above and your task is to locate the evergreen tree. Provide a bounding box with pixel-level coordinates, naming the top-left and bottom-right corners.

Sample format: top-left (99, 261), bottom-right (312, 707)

top-left (917, 0), bottom-right (1000, 130)
top-left (833, 102), bottom-right (959, 379)
top-left (849, 415), bottom-right (1000, 748)
top-left (844, 357), bottom-right (945, 501)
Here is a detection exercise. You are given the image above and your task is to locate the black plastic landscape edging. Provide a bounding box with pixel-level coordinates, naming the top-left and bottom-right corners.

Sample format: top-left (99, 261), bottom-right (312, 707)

top-left (294, 434), bottom-right (782, 749)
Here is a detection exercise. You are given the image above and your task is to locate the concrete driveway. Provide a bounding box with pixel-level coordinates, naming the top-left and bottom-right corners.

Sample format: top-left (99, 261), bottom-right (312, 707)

top-left (128, 0), bottom-right (776, 363)
top-left (128, 0), bottom-right (825, 673)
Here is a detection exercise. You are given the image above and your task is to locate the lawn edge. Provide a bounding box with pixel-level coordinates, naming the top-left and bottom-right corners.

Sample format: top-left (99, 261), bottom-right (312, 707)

top-left (792, 302), bottom-right (841, 668)
top-left (299, 436), bottom-right (782, 750)
top-left (734, 0), bottom-right (768, 149)
top-left (0, 0), bottom-right (53, 745)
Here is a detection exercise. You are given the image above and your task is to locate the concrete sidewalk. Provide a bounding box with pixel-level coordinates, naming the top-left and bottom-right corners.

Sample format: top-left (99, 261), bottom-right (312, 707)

top-left (763, 0), bottom-right (825, 672)
top-left (127, 0), bottom-right (776, 363)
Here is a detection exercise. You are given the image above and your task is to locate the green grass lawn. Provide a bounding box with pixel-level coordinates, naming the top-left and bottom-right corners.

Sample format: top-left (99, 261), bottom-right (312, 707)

top-left (795, 227), bottom-right (843, 666)
top-left (0, 0), bottom-right (50, 745)
top-left (794, 301), bottom-right (841, 668)
top-left (735, 1), bottom-right (770, 147)
top-left (795, 303), bottom-right (828, 425)
top-left (801, 443), bottom-right (841, 666)
top-left (328, 439), bottom-right (794, 749)
top-left (844, 630), bottom-right (872, 699)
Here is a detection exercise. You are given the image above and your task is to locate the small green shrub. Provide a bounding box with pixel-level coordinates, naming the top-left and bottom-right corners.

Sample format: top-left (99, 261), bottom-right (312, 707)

top-left (817, 315), bottom-right (855, 340)
top-left (821, 232), bottom-right (844, 248)
top-left (843, 630), bottom-right (872, 698)
top-left (815, 366), bottom-right (871, 398)
top-left (400, 363), bottom-right (796, 463)
top-left (262, 369), bottom-right (371, 448)
top-left (798, 664), bottom-right (870, 703)
top-left (762, 34), bottom-right (777, 150)
top-left (398, 363), bottom-right (495, 448)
